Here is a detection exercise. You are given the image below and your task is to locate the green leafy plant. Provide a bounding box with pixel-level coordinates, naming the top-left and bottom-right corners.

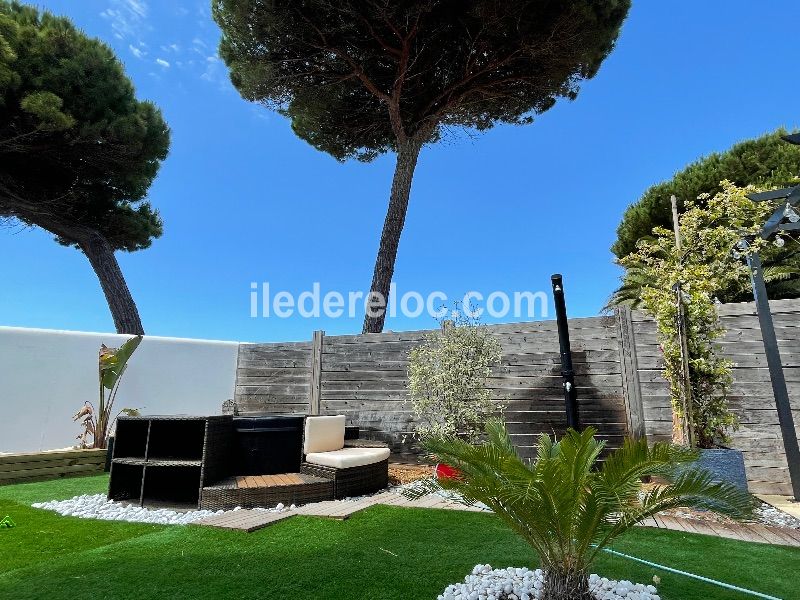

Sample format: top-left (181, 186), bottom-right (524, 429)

top-left (408, 421), bottom-right (753, 600)
top-left (0, 515), bottom-right (15, 528)
top-left (74, 335), bottom-right (143, 449)
top-left (612, 128), bottom-right (800, 304)
top-left (619, 182), bottom-right (775, 447)
top-left (407, 313), bottom-right (502, 443)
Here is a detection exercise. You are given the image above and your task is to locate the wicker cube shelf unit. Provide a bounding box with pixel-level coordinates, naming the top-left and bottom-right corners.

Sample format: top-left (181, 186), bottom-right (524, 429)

top-left (109, 415), bottom-right (232, 509)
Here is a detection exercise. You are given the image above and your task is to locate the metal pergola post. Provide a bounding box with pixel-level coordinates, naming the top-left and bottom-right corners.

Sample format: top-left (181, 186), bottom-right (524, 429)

top-left (743, 137), bottom-right (800, 499)
top-left (745, 250), bottom-right (800, 499)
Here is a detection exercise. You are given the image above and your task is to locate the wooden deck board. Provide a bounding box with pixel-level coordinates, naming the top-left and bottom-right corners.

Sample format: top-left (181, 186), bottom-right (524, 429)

top-left (295, 498), bottom-right (375, 519)
top-left (231, 472), bottom-right (312, 490)
top-left (295, 501), bottom-right (347, 518)
top-left (779, 526), bottom-right (800, 544)
top-left (759, 524), bottom-right (800, 546)
top-left (679, 520), bottom-right (708, 536)
top-left (195, 509), bottom-right (296, 532)
top-left (636, 516), bottom-right (800, 547)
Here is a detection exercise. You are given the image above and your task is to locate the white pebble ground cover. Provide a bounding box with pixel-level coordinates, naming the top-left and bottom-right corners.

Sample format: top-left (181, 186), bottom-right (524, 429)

top-left (754, 503), bottom-right (800, 529)
top-left (439, 565), bottom-right (660, 600)
top-left (31, 494), bottom-right (293, 525)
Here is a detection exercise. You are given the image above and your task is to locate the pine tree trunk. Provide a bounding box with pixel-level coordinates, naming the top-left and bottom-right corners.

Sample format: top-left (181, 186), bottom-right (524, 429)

top-left (542, 568), bottom-right (593, 600)
top-left (362, 137), bottom-right (423, 333)
top-left (76, 230), bottom-right (145, 335)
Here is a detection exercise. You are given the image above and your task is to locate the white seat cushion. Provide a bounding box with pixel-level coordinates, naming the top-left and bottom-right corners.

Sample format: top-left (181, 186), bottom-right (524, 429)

top-left (303, 415), bottom-right (346, 454)
top-left (305, 446), bottom-right (390, 469)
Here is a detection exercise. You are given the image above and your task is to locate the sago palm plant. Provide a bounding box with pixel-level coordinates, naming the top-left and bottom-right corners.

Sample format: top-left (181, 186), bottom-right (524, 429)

top-left (407, 420), bottom-right (753, 600)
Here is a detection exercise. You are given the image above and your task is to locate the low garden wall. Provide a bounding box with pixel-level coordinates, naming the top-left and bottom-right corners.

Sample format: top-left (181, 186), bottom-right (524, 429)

top-left (0, 448), bottom-right (106, 486)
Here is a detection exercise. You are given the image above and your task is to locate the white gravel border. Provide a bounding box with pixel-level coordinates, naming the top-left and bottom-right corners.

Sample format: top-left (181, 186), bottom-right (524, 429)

top-left (29, 485), bottom-right (800, 531)
top-left (440, 565), bottom-right (660, 600)
top-left (31, 494), bottom-right (294, 525)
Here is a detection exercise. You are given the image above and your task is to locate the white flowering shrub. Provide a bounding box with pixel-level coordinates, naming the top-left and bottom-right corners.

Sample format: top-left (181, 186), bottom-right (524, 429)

top-left (407, 314), bottom-right (503, 442)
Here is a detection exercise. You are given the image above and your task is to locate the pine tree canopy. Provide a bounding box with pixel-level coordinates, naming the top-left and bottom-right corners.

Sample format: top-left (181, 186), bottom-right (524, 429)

top-left (612, 129), bottom-right (800, 260)
top-left (213, 0), bottom-right (631, 161)
top-left (0, 0), bottom-right (170, 251)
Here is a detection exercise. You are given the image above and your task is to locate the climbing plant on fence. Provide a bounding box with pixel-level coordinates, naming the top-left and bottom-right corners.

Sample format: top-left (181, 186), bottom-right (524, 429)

top-left (620, 181), bottom-right (774, 447)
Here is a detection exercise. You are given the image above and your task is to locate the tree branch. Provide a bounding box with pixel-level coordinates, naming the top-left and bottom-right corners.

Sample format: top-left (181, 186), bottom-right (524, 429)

top-left (297, 9), bottom-right (391, 103)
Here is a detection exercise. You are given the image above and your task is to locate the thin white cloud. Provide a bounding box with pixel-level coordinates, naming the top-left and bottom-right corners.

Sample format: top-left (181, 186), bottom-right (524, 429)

top-left (126, 0), bottom-right (147, 19)
top-left (201, 55), bottom-right (220, 80)
top-left (196, 3), bottom-right (210, 22)
top-left (201, 54), bottom-right (230, 91)
top-left (191, 37), bottom-right (209, 56)
top-left (156, 58), bottom-right (170, 68)
top-left (100, 0), bottom-right (149, 41)
top-left (161, 43), bottom-right (180, 53)
top-left (128, 44), bottom-right (145, 59)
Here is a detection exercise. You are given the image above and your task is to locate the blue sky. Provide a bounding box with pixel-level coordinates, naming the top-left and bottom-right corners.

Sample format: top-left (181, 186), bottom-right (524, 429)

top-left (2, 0), bottom-right (799, 342)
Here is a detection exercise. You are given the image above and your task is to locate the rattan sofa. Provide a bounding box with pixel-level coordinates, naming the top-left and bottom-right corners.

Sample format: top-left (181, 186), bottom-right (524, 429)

top-left (299, 415), bottom-right (390, 499)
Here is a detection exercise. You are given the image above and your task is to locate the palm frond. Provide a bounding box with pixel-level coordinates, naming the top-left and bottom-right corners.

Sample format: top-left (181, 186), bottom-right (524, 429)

top-left (407, 421), bottom-right (755, 578)
top-left (638, 469), bottom-right (754, 519)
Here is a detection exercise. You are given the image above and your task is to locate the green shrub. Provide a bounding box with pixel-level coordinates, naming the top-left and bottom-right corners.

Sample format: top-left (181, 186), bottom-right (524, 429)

top-left (407, 314), bottom-right (502, 442)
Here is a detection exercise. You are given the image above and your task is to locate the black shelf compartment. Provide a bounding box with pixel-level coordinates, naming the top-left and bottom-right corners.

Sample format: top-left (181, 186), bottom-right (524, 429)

top-left (142, 465), bottom-right (201, 508)
top-left (108, 462), bottom-right (144, 502)
top-left (146, 419), bottom-right (206, 461)
top-left (113, 419), bottom-right (149, 459)
top-left (232, 415), bottom-right (304, 475)
top-left (109, 415), bottom-right (234, 508)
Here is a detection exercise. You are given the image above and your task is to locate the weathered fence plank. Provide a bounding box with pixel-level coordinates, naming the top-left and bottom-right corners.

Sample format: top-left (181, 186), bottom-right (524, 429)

top-left (616, 306), bottom-right (646, 439)
top-left (234, 341), bottom-right (312, 414)
top-left (309, 331), bottom-right (324, 415)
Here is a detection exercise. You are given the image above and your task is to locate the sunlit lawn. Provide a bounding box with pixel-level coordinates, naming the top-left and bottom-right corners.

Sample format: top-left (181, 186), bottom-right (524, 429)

top-left (0, 475), bottom-right (797, 599)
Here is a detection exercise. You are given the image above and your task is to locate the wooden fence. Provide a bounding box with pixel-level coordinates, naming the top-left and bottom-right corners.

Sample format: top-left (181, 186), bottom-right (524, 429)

top-left (234, 316), bottom-right (633, 461)
top-left (629, 300), bottom-right (800, 494)
top-left (0, 449), bottom-right (106, 486)
top-left (706, 300), bottom-right (800, 495)
top-left (232, 300), bottom-right (800, 495)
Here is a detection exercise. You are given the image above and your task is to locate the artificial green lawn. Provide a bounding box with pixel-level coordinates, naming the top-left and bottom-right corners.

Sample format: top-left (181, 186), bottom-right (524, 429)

top-left (1, 475), bottom-right (798, 599)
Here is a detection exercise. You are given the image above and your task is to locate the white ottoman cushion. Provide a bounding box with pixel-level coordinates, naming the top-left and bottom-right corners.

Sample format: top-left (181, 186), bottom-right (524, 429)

top-left (305, 446), bottom-right (391, 469)
top-left (303, 415), bottom-right (346, 454)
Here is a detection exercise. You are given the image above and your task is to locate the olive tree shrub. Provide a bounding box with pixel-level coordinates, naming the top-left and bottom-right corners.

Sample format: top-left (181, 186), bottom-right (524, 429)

top-left (407, 314), bottom-right (502, 442)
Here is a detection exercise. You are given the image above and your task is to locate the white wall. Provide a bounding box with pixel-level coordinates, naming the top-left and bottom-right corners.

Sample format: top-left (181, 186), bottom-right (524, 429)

top-left (0, 327), bottom-right (239, 453)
